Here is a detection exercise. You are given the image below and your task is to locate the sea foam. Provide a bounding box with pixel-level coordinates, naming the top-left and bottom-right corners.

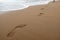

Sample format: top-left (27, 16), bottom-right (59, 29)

top-left (0, 0), bottom-right (53, 11)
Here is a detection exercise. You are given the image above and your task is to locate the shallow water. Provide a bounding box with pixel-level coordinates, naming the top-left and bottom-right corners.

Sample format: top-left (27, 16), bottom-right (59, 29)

top-left (0, 0), bottom-right (53, 11)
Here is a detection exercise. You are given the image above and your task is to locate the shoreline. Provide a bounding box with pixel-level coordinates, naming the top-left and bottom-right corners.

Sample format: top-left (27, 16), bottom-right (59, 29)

top-left (0, 1), bottom-right (60, 40)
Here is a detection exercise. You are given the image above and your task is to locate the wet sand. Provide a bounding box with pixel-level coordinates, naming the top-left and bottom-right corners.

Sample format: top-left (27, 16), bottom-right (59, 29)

top-left (0, 1), bottom-right (60, 40)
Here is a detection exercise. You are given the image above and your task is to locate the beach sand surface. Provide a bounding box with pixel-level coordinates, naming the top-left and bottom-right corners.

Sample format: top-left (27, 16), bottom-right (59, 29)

top-left (0, 1), bottom-right (60, 40)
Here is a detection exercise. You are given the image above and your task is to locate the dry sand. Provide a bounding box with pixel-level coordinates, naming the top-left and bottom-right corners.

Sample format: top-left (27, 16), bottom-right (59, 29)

top-left (0, 1), bottom-right (60, 40)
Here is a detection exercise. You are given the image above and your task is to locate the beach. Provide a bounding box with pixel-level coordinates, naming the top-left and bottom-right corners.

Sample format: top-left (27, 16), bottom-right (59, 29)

top-left (0, 1), bottom-right (60, 40)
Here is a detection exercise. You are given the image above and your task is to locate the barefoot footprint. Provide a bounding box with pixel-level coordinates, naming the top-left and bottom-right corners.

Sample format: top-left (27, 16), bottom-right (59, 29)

top-left (40, 8), bottom-right (44, 10)
top-left (38, 13), bottom-right (44, 16)
top-left (7, 24), bottom-right (27, 37)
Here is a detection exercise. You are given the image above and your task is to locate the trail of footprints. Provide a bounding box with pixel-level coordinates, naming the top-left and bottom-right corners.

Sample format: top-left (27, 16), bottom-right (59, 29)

top-left (6, 9), bottom-right (44, 38)
top-left (7, 24), bottom-right (27, 37)
top-left (38, 1), bottom-right (56, 16)
top-left (7, 8), bottom-right (45, 38)
top-left (7, 7), bottom-right (45, 37)
top-left (7, 8), bottom-right (45, 37)
top-left (38, 8), bottom-right (45, 16)
top-left (6, 2), bottom-right (56, 39)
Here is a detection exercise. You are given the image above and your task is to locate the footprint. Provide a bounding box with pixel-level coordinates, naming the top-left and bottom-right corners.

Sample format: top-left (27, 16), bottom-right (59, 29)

top-left (7, 24), bottom-right (27, 38)
top-left (15, 24), bottom-right (26, 28)
top-left (40, 8), bottom-right (44, 10)
top-left (38, 13), bottom-right (44, 16)
top-left (7, 29), bottom-right (16, 38)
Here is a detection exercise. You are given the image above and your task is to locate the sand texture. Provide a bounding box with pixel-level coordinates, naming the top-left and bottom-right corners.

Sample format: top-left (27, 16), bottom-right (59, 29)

top-left (0, 1), bottom-right (60, 40)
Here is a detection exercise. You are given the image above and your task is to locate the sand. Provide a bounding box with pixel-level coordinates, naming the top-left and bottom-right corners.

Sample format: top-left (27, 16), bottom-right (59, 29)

top-left (0, 1), bottom-right (60, 40)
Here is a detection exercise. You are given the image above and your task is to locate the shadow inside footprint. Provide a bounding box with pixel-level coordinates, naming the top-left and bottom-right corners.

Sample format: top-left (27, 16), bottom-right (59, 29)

top-left (40, 8), bottom-right (44, 10)
top-left (15, 24), bottom-right (27, 28)
top-left (7, 24), bottom-right (27, 38)
top-left (7, 30), bottom-right (16, 38)
top-left (38, 13), bottom-right (44, 16)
